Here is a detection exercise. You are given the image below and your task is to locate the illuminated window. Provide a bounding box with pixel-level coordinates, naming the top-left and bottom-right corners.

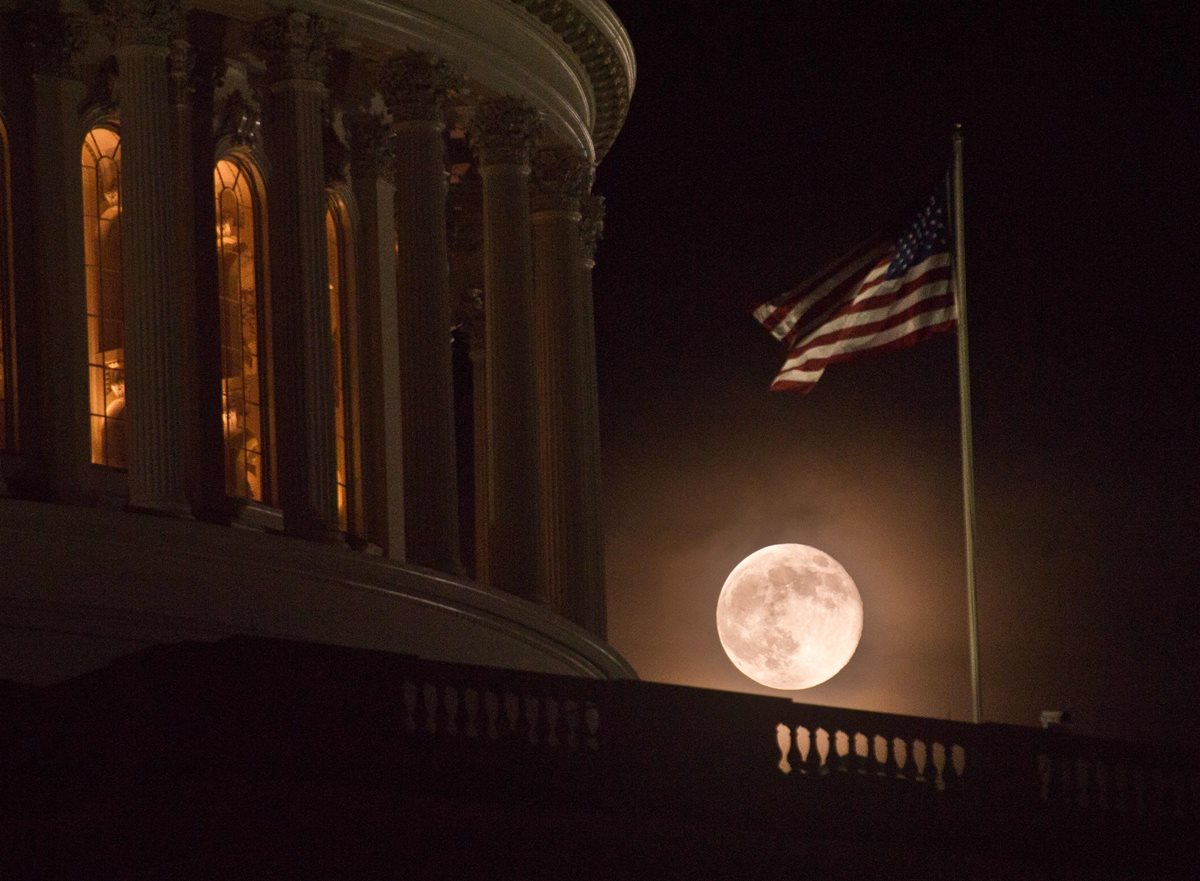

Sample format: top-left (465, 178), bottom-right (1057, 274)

top-left (214, 158), bottom-right (270, 503)
top-left (0, 117), bottom-right (11, 451)
top-left (325, 196), bottom-right (359, 533)
top-left (82, 127), bottom-right (125, 468)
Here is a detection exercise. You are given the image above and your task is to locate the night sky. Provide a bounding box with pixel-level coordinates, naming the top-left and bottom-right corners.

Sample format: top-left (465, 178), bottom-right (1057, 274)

top-left (591, 1), bottom-right (1199, 746)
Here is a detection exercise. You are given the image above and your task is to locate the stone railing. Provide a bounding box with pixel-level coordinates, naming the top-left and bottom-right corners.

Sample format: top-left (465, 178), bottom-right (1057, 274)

top-left (775, 702), bottom-right (1197, 826)
top-left (776, 705), bottom-right (967, 793)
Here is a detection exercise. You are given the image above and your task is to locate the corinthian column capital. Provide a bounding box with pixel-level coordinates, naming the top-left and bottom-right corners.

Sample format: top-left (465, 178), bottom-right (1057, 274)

top-left (468, 96), bottom-right (544, 168)
top-left (345, 110), bottom-right (394, 181)
top-left (531, 148), bottom-right (593, 214)
top-left (250, 10), bottom-right (334, 83)
top-left (379, 50), bottom-right (459, 124)
top-left (20, 1), bottom-right (85, 76)
top-left (89, 0), bottom-right (183, 49)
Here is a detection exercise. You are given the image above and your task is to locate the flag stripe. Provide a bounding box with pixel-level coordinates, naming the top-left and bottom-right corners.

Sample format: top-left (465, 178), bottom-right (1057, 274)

top-left (753, 187), bottom-right (956, 394)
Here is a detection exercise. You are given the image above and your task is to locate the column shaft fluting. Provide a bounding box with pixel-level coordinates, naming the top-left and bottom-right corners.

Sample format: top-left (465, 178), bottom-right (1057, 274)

top-left (255, 12), bottom-right (338, 539)
top-left (28, 37), bottom-right (90, 501)
top-left (116, 40), bottom-right (188, 513)
top-left (530, 152), bottom-right (603, 632)
top-left (576, 195), bottom-right (608, 638)
top-left (393, 119), bottom-right (460, 570)
top-left (381, 52), bottom-right (461, 572)
top-left (347, 112), bottom-right (406, 558)
top-left (470, 98), bottom-right (545, 602)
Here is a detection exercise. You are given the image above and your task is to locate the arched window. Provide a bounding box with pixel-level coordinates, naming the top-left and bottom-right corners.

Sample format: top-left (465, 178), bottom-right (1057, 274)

top-left (214, 157), bottom-right (271, 503)
top-left (325, 195), bottom-right (359, 533)
top-left (81, 127), bottom-right (125, 468)
top-left (0, 116), bottom-right (12, 451)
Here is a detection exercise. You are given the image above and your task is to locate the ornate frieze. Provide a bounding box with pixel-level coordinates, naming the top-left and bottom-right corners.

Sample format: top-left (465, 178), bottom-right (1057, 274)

top-left (250, 10), bottom-right (334, 84)
top-left (88, 0), bottom-right (183, 49)
top-left (508, 0), bottom-right (632, 160)
top-left (19, 1), bottom-right (85, 77)
top-left (468, 96), bottom-right (544, 167)
top-left (379, 51), bottom-right (459, 124)
top-left (530, 148), bottom-right (593, 214)
top-left (579, 193), bottom-right (605, 266)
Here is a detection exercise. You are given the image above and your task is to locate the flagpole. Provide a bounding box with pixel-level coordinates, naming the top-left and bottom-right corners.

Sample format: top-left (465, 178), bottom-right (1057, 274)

top-left (951, 124), bottom-right (983, 724)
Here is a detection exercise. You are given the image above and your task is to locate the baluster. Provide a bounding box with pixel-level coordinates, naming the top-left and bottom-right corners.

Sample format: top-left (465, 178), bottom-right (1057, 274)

top-left (931, 741), bottom-right (946, 791)
top-left (892, 737), bottom-right (910, 781)
top-left (423, 682), bottom-right (439, 735)
top-left (834, 730), bottom-right (851, 774)
top-left (795, 726), bottom-right (814, 775)
top-left (402, 680), bottom-right (418, 733)
top-left (913, 739), bottom-right (929, 784)
top-left (814, 727), bottom-right (830, 775)
top-left (584, 703), bottom-right (600, 750)
top-left (524, 695), bottom-right (540, 746)
top-left (776, 724), bottom-right (793, 774)
top-left (870, 734), bottom-right (886, 776)
top-left (941, 743), bottom-right (960, 789)
top-left (564, 699), bottom-right (580, 750)
top-left (443, 685), bottom-right (460, 737)
top-left (463, 687), bottom-right (480, 739)
top-left (544, 697), bottom-right (560, 748)
top-left (484, 689), bottom-right (501, 741)
top-left (503, 692), bottom-right (520, 741)
top-left (852, 732), bottom-right (868, 774)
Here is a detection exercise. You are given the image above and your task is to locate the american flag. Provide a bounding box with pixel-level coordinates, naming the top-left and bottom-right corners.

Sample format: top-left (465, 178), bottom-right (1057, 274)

top-left (753, 187), bottom-right (957, 393)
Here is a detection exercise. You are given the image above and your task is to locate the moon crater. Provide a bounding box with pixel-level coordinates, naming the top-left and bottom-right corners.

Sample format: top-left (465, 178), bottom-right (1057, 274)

top-left (716, 544), bottom-right (863, 690)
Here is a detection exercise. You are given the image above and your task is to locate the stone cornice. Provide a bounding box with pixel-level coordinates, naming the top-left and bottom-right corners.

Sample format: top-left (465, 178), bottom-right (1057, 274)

top-left (509, 0), bottom-right (634, 159)
top-left (378, 50), bottom-right (459, 124)
top-left (468, 95), bottom-right (544, 167)
top-left (250, 9), bottom-right (335, 83)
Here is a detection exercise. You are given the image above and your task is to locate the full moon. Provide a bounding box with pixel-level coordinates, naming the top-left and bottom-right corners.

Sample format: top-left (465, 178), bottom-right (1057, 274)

top-left (716, 544), bottom-right (863, 690)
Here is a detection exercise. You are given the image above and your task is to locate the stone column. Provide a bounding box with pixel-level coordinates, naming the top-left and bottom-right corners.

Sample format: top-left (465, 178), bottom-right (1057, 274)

top-left (346, 110), bottom-right (405, 558)
top-left (183, 45), bottom-right (228, 522)
top-left (379, 51), bottom-right (460, 572)
top-left (23, 5), bottom-right (90, 502)
top-left (101, 0), bottom-right (189, 514)
top-left (577, 194), bottom-right (608, 639)
top-left (252, 11), bottom-right (339, 540)
top-left (468, 97), bottom-right (545, 602)
top-left (447, 179), bottom-right (487, 580)
top-left (529, 148), bottom-right (594, 625)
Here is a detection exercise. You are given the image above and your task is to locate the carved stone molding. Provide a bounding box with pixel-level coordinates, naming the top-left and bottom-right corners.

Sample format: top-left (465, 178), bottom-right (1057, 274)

top-left (508, 0), bottom-right (632, 160)
top-left (88, 0), bottom-right (183, 49)
top-left (468, 96), bottom-right (544, 167)
top-left (579, 193), bottom-right (605, 266)
top-left (379, 50), bottom-right (459, 124)
top-left (530, 148), bottom-right (593, 214)
top-left (19, 1), bottom-right (85, 77)
top-left (446, 178), bottom-right (483, 254)
top-left (250, 10), bottom-right (335, 84)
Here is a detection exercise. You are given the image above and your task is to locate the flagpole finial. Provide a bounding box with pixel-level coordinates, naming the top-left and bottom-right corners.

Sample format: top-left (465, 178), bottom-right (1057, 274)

top-left (953, 122), bottom-right (964, 142)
